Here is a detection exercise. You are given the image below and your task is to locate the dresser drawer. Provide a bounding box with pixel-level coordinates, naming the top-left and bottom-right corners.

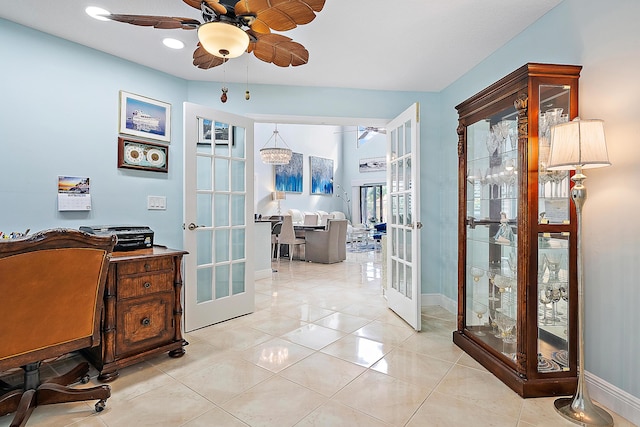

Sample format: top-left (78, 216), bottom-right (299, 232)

top-left (116, 293), bottom-right (174, 356)
top-left (117, 272), bottom-right (174, 300)
top-left (116, 257), bottom-right (174, 277)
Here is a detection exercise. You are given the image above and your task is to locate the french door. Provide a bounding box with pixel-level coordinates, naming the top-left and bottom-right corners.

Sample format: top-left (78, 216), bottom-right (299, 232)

top-left (183, 102), bottom-right (254, 332)
top-left (386, 103), bottom-right (422, 331)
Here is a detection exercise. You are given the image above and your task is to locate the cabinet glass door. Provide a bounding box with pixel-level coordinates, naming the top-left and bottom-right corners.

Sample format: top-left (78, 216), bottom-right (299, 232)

top-left (465, 104), bottom-right (518, 359)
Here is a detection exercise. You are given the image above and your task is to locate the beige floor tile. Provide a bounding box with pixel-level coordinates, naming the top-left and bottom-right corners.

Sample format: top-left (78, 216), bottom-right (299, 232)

top-left (281, 323), bottom-right (346, 350)
top-left (519, 396), bottom-right (632, 426)
top-left (179, 354), bottom-right (273, 404)
top-left (98, 382), bottom-right (214, 427)
top-left (434, 364), bottom-right (524, 420)
top-left (279, 352), bottom-right (366, 397)
top-left (247, 314), bottom-right (308, 336)
top-left (371, 348), bottom-right (455, 389)
top-left (338, 302), bottom-right (389, 320)
top-left (406, 390), bottom-right (518, 427)
top-left (241, 337), bottom-right (314, 373)
top-left (294, 400), bottom-right (390, 427)
top-left (0, 401), bottom-right (103, 427)
top-left (332, 370), bottom-right (430, 426)
top-left (399, 331), bottom-right (464, 363)
top-left (192, 325), bottom-right (275, 353)
top-left (222, 376), bottom-right (326, 427)
top-left (314, 312), bottom-right (372, 333)
top-left (182, 407), bottom-right (249, 426)
top-left (278, 303), bottom-right (336, 323)
top-left (353, 320), bottom-right (416, 346)
top-left (320, 334), bottom-right (392, 367)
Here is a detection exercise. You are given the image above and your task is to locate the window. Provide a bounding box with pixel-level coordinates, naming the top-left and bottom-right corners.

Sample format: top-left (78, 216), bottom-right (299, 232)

top-left (359, 184), bottom-right (386, 224)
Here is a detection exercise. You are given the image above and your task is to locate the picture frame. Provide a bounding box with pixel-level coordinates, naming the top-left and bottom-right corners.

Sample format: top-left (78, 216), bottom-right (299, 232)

top-left (197, 117), bottom-right (212, 144)
top-left (359, 156), bottom-right (387, 173)
top-left (119, 91), bottom-right (171, 142)
top-left (214, 121), bottom-right (231, 145)
top-left (117, 137), bottom-right (169, 173)
top-left (310, 156), bottom-right (334, 195)
top-left (275, 152), bottom-right (303, 193)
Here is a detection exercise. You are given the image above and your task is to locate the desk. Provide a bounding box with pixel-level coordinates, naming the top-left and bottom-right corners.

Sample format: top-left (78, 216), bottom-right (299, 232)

top-left (83, 246), bottom-right (187, 382)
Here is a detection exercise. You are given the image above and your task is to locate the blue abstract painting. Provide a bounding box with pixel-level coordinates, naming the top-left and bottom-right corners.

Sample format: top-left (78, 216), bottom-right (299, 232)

top-left (310, 156), bottom-right (333, 195)
top-left (275, 152), bottom-right (303, 193)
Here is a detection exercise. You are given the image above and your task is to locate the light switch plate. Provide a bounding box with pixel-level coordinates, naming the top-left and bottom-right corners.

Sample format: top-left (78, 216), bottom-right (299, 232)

top-left (147, 195), bottom-right (166, 210)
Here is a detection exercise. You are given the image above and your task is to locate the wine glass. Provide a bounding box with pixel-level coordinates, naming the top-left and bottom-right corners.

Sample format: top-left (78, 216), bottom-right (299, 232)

top-left (501, 313), bottom-right (516, 344)
top-left (487, 266), bottom-right (500, 301)
top-left (472, 302), bottom-right (488, 336)
top-left (470, 266), bottom-right (484, 283)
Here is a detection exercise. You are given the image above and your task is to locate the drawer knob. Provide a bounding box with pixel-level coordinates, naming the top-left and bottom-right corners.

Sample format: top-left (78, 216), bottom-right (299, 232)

top-left (143, 282), bottom-right (151, 289)
top-left (144, 263), bottom-right (151, 271)
top-left (141, 317), bottom-right (151, 326)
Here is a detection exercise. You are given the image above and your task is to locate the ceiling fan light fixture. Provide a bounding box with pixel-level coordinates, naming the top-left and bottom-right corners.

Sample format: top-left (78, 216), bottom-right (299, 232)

top-left (197, 22), bottom-right (249, 58)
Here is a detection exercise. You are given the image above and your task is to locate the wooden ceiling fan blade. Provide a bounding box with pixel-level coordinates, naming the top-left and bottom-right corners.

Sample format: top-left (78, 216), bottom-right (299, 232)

top-left (105, 14), bottom-right (200, 30)
top-left (204, 0), bottom-right (228, 15)
top-left (193, 43), bottom-right (227, 69)
top-left (251, 33), bottom-right (308, 67)
top-left (235, 0), bottom-right (325, 31)
top-left (248, 19), bottom-right (271, 34)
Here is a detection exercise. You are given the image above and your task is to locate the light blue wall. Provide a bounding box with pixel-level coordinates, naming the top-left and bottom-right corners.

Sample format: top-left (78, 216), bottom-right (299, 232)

top-left (438, 0), bottom-right (640, 399)
top-left (0, 19), bottom-right (187, 249)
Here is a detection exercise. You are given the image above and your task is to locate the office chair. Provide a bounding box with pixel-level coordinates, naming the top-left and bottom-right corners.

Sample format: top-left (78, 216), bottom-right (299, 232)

top-left (0, 229), bottom-right (115, 426)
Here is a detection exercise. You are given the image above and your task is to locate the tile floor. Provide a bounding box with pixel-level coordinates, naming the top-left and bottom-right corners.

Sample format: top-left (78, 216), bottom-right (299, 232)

top-left (1, 251), bottom-right (634, 427)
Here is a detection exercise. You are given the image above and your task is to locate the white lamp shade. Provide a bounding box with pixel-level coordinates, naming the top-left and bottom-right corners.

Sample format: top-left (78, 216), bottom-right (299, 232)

top-left (272, 191), bottom-right (286, 201)
top-left (547, 118), bottom-right (611, 170)
top-left (197, 22), bottom-right (249, 58)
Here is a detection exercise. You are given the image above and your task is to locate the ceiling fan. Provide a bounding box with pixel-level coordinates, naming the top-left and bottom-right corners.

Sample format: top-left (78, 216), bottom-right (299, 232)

top-left (100, 0), bottom-right (326, 70)
top-left (336, 126), bottom-right (387, 141)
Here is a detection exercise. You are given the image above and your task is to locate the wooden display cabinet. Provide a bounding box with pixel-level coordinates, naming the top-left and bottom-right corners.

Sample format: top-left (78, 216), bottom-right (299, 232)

top-left (84, 246), bottom-right (188, 381)
top-left (454, 63), bottom-right (581, 397)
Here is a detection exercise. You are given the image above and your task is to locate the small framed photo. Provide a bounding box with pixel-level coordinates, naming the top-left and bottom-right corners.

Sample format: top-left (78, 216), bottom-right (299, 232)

top-left (359, 156), bottom-right (387, 173)
top-left (198, 117), bottom-right (213, 144)
top-left (118, 137), bottom-right (169, 173)
top-left (119, 91), bottom-right (171, 142)
top-left (214, 121), bottom-right (231, 145)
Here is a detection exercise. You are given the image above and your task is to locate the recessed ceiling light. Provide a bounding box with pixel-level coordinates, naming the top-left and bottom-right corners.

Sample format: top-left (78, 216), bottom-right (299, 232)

top-left (86, 6), bottom-right (110, 21)
top-left (163, 38), bottom-right (185, 49)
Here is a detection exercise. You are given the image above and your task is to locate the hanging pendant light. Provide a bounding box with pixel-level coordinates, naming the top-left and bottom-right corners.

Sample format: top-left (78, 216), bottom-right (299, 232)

top-left (260, 125), bottom-right (292, 165)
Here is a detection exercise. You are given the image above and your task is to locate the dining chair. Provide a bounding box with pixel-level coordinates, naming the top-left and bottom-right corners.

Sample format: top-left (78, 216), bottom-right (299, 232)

top-left (278, 215), bottom-right (305, 261)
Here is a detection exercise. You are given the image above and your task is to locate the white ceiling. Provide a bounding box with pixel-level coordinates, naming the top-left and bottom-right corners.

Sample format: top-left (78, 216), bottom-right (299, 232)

top-left (0, 0), bottom-right (563, 92)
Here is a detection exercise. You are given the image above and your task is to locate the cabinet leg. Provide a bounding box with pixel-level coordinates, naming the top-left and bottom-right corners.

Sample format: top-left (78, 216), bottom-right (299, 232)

top-left (97, 371), bottom-right (119, 383)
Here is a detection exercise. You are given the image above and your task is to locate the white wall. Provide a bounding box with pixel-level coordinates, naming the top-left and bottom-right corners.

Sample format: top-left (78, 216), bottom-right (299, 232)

top-left (253, 123), bottom-right (344, 217)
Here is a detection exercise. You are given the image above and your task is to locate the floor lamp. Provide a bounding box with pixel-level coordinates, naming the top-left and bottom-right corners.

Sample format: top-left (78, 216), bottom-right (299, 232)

top-left (546, 118), bottom-right (613, 426)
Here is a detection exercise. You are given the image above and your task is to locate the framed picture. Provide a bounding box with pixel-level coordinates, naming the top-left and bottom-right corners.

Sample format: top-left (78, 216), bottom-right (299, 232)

top-left (119, 91), bottom-right (171, 142)
top-left (359, 156), bottom-right (387, 173)
top-left (198, 117), bottom-right (212, 144)
top-left (275, 152), bottom-right (303, 193)
top-left (118, 137), bottom-right (169, 173)
top-left (310, 156), bottom-right (334, 195)
top-left (214, 121), bottom-right (231, 145)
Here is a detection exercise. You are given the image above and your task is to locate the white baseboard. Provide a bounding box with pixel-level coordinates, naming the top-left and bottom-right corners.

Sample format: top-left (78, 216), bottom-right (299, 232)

top-left (254, 269), bottom-right (271, 280)
top-left (586, 371), bottom-right (640, 425)
top-left (420, 293), bottom-right (639, 425)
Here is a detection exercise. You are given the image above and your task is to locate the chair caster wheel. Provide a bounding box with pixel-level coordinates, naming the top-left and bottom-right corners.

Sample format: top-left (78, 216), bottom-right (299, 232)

top-left (81, 374), bottom-right (90, 384)
top-left (95, 399), bottom-right (107, 412)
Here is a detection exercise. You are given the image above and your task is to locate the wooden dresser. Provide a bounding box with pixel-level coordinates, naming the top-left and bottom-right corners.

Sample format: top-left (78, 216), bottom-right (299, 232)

top-left (83, 246), bottom-right (188, 381)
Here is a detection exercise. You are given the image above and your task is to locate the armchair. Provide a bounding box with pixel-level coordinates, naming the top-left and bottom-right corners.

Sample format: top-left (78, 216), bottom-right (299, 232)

top-left (0, 229), bottom-right (115, 426)
top-left (305, 219), bottom-right (348, 264)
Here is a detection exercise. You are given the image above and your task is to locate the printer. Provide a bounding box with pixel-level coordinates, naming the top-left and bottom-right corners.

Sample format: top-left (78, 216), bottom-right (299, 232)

top-left (80, 225), bottom-right (154, 251)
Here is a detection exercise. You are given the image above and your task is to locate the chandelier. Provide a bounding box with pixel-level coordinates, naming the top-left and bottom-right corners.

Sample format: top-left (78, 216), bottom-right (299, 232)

top-left (260, 125), bottom-right (292, 165)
